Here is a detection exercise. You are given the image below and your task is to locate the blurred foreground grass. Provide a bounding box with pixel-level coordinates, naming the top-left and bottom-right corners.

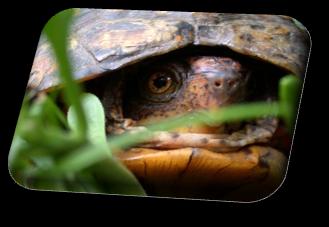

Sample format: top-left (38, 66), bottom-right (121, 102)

top-left (8, 9), bottom-right (302, 195)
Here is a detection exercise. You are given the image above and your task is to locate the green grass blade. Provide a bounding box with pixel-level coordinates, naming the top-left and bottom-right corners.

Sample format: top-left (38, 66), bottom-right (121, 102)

top-left (279, 75), bottom-right (302, 133)
top-left (43, 9), bottom-right (87, 139)
top-left (68, 93), bottom-right (108, 150)
top-left (108, 102), bottom-right (280, 154)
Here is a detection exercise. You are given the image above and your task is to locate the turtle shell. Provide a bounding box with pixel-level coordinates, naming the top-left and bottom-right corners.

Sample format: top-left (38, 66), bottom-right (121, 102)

top-left (28, 9), bottom-right (310, 92)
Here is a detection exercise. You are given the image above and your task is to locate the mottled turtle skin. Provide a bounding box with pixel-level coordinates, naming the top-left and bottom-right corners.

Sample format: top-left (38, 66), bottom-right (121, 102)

top-left (28, 9), bottom-right (310, 201)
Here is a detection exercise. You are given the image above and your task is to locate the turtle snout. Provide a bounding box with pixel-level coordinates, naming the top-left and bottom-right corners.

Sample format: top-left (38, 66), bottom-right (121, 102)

top-left (211, 71), bottom-right (245, 93)
top-left (189, 56), bottom-right (250, 105)
top-left (197, 70), bottom-right (249, 106)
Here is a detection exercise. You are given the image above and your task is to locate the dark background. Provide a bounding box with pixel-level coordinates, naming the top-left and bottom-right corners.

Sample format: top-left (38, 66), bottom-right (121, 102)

top-left (0, 0), bottom-right (323, 219)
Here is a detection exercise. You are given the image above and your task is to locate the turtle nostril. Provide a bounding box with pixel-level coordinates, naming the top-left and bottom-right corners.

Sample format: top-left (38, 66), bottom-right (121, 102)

top-left (214, 80), bottom-right (222, 87)
top-left (228, 79), bottom-right (236, 87)
top-left (213, 78), bottom-right (239, 89)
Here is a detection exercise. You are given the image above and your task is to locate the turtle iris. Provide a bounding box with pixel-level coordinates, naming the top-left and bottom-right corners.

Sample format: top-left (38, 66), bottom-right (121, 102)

top-left (138, 64), bottom-right (185, 103)
top-left (148, 73), bottom-right (173, 94)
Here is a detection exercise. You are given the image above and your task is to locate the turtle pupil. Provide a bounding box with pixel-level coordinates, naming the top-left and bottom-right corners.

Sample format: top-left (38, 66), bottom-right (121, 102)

top-left (154, 76), bottom-right (170, 89)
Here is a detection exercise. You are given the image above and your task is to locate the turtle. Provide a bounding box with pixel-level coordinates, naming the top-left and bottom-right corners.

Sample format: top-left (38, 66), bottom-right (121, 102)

top-left (28, 8), bottom-right (310, 201)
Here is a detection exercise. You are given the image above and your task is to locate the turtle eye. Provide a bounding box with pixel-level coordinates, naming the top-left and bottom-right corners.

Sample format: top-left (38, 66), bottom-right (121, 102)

top-left (148, 72), bottom-right (174, 94)
top-left (137, 63), bottom-right (185, 103)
